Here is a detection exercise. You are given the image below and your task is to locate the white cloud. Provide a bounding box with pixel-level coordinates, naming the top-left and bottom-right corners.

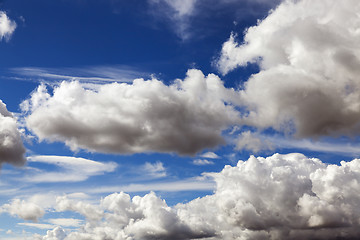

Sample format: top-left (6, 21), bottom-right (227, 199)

top-left (22, 69), bottom-right (240, 155)
top-left (199, 151), bottom-right (219, 159)
top-left (47, 218), bottom-right (83, 228)
top-left (26, 155), bottom-right (117, 183)
top-left (17, 223), bottom-right (54, 230)
top-left (0, 11), bottom-right (16, 41)
top-left (143, 162), bottom-right (167, 178)
top-left (1, 199), bottom-right (44, 222)
top-left (192, 159), bottom-right (214, 165)
top-left (235, 131), bottom-right (274, 153)
top-left (39, 153), bottom-right (360, 239)
top-left (0, 100), bottom-right (26, 167)
top-left (216, 0), bottom-right (360, 139)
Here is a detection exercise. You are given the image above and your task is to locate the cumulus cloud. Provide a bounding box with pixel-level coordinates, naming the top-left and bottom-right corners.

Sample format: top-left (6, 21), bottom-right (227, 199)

top-left (0, 11), bottom-right (16, 41)
top-left (216, 0), bottom-right (360, 139)
top-left (199, 151), bottom-right (220, 159)
top-left (22, 69), bottom-right (240, 155)
top-left (1, 199), bottom-right (44, 222)
top-left (39, 153), bottom-right (360, 239)
top-left (0, 100), bottom-right (26, 167)
top-left (26, 155), bottom-right (117, 182)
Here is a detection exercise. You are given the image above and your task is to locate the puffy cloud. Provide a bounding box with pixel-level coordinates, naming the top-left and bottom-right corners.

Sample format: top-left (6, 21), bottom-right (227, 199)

top-left (0, 11), bottom-right (16, 41)
top-left (0, 100), bottom-right (26, 167)
top-left (199, 151), bottom-right (220, 159)
top-left (1, 199), bottom-right (44, 222)
top-left (26, 155), bottom-right (117, 182)
top-left (216, 0), bottom-right (360, 138)
top-left (41, 153), bottom-right (360, 239)
top-left (235, 131), bottom-right (274, 153)
top-left (22, 69), bottom-right (240, 155)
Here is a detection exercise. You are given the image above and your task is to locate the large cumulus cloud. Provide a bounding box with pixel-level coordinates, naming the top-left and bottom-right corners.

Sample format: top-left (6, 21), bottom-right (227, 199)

top-left (22, 69), bottom-right (240, 155)
top-left (216, 0), bottom-right (360, 138)
top-left (0, 100), bottom-right (26, 166)
top-left (39, 153), bottom-right (360, 240)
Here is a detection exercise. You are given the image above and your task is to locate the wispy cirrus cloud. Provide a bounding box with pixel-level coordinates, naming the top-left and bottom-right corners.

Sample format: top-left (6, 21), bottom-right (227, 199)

top-left (25, 155), bottom-right (117, 183)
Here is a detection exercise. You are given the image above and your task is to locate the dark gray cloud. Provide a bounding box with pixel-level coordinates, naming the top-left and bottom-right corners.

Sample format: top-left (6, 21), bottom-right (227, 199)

top-left (22, 69), bottom-right (240, 155)
top-left (0, 100), bottom-right (26, 167)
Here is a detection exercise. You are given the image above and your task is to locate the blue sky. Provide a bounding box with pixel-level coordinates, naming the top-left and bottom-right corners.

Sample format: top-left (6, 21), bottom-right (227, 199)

top-left (1, 0), bottom-right (360, 239)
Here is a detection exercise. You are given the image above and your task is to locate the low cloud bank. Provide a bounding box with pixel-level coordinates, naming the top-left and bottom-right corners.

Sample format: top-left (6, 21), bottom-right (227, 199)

top-left (37, 153), bottom-right (360, 240)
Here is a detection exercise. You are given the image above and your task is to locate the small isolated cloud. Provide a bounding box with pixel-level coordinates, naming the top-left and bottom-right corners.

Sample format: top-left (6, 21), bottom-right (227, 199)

top-left (200, 151), bottom-right (219, 159)
top-left (26, 155), bottom-right (117, 182)
top-left (0, 11), bottom-right (16, 41)
top-left (0, 100), bottom-right (26, 167)
top-left (192, 159), bottom-right (214, 166)
top-left (148, 0), bottom-right (198, 40)
top-left (235, 131), bottom-right (274, 153)
top-left (22, 69), bottom-right (240, 155)
top-left (216, 0), bottom-right (360, 139)
top-left (39, 153), bottom-right (360, 239)
top-left (1, 199), bottom-right (44, 222)
top-left (143, 161), bottom-right (167, 178)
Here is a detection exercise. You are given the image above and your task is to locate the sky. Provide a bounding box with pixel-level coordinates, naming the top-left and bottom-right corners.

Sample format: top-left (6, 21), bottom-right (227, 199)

top-left (1, 0), bottom-right (360, 239)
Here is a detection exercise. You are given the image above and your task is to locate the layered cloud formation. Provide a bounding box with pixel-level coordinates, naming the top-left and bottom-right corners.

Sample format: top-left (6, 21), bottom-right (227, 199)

top-left (22, 69), bottom-right (240, 155)
top-left (217, 0), bottom-right (360, 138)
top-left (0, 11), bottom-right (16, 41)
top-left (34, 153), bottom-right (360, 240)
top-left (0, 100), bottom-right (26, 166)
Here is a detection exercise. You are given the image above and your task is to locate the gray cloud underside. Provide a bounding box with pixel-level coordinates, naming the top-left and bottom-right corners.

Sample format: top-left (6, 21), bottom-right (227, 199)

top-left (38, 153), bottom-right (360, 240)
top-left (22, 69), bottom-right (240, 155)
top-left (0, 100), bottom-right (26, 166)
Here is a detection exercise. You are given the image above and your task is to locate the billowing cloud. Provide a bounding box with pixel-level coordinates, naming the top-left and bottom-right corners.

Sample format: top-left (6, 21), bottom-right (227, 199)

top-left (216, 0), bottom-right (360, 138)
top-left (0, 100), bottom-right (26, 167)
top-left (26, 155), bottom-right (117, 182)
top-left (39, 153), bottom-right (360, 239)
top-left (0, 11), bottom-right (16, 41)
top-left (22, 69), bottom-right (240, 155)
top-left (1, 199), bottom-right (44, 222)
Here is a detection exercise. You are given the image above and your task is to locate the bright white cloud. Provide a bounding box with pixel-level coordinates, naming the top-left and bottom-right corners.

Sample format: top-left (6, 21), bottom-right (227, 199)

top-left (0, 11), bottom-right (16, 41)
top-left (26, 155), bottom-right (117, 182)
top-left (17, 223), bottom-right (54, 230)
top-left (199, 151), bottom-right (219, 159)
top-left (39, 153), bottom-right (360, 239)
top-left (216, 0), bottom-right (360, 139)
top-left (0, 100), bottom-right (26, 167)
top-left (22, 69), bottom-right (240, 155)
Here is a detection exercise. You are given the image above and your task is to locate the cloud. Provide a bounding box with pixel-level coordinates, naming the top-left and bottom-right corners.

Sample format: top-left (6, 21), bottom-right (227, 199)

top-left (216, 0), bottom-right (360, 139)
top-left (192, 159), bottom-right (214, 165)
top-left (39, 153), bottom-right (360, 239)
top-left (1, 199), bottom-right (44, 222)
top-left (148, 0), bottom-right (198, 40)
top-left (0, 11), bottom-right (16, 41)
top-left (0, 100), bottom-right (26, 167)
top-left (235, 131), bottom-right (274, 153)
top-left (17, 223), bottom-right (54, 230)
top-left (143, 161), bottom-right (167, 178)
top-left (22, 69), bottom-right (240, 155)
top-left (47, 218), bottom-right (83, 228)
top-left (199, 151), bottom-right (219, 159)
top-left (26, 155), bottom-right (117, 182)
